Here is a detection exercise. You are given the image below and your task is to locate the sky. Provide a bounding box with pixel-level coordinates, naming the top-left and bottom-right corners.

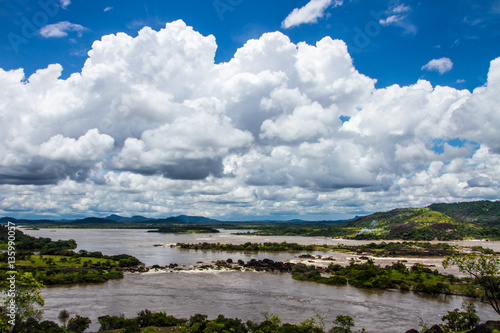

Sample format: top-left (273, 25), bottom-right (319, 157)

top-left (0, 0), bottom-right (499, 220)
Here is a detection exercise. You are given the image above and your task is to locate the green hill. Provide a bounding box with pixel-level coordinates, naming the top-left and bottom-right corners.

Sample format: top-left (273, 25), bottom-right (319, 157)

top-left (347, 201), bottom-right (500, 241)
top-left (429, 200), bottom-right (500, 224)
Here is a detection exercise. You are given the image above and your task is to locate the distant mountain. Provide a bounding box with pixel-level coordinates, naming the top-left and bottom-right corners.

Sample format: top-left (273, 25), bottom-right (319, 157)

top-left (2, 201), bottom-right (498, 239)
top-left (0, 217), bottom-right (59, 225)
top-left (105, 214), bottom-right (150, 222)
top-left (173, 215), bottom-right (221, 223)
top-left (68, 217), bottom-right (120, 225)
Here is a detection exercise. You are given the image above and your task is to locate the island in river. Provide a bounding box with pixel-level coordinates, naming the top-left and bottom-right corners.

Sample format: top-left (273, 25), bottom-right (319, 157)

top-left (3, 226), bottom-right (497, 332)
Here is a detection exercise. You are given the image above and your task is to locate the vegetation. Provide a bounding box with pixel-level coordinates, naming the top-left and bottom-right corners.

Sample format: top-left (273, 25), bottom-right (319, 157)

top-left (58, 310), bottom-right (70, 329)
top-left (290, 260), bottom-right (476, 296)
top-left (66, 315), bottom-right (91, 333)
top-left (176, 241), bottom-right (463, 257)
top-left (0, 272), bottom-right (44, 331)
top-left (177, 241), bottom-right (315, 252)
top-left (237, 201), bottom-right (500, 240)
top-left (0, 226), bottom-right (77, 253)
top-left (98, 310), bottom-right (184, 331)
top-left (98, 311), bottom-right (338, 333)
top-left (440, 302), bottom-right (480, 332)
top-left (429, 200), bottom-right (500, 224)
top-left (417, 301), bottom-right (483, 333)
top-left (0, 226), bottom-right (142, 286)
top-left (248, 208), bottom-right (482, 241)
top-left (330, 315), bottom-right (364, 333)
top-left (444, 254), bottom-right (500, 316)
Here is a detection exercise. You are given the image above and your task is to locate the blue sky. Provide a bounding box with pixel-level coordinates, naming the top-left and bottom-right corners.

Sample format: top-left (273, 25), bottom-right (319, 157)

top-left (0, 0), bottom-right (499, 220)
top-left (3, 0), bottom-right (499, 91)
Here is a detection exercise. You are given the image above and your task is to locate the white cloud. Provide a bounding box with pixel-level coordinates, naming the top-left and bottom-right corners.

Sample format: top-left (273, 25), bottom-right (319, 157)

top-left (0, 20), bottom-right (499, 219)
top-left (378, 3), bottom-right (417, 35)
top-left (281, 0), bottom-right (342, 29)
top-left (39, 129), bottom-right (115, 166)
top-left (422, 57), bottom-right (454, 74)
top-left (39, 21), bottom-right (87, 38)
top-left (104, 6), bottom-right (113, 12)
top-left (60, 0), bottom-right (71, 9)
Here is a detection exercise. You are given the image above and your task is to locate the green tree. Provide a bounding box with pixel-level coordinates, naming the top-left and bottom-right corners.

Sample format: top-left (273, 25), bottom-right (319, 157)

top-left (330, 315), bottom-right (355, 333)
top-left (440, 302), bottom-right (480, 332)
top-left (0, 272), bottom-right (45, 330)
top-left (66, 315), bottom-right (91, 333)
top-left (143, 327), bottom-right (158, 333)
top-left (58, 310), bottom-right (70, 329)
top-left (300, 314), bottom-right (326, 332)
top-left (443, 254), bottom-right (500, 315)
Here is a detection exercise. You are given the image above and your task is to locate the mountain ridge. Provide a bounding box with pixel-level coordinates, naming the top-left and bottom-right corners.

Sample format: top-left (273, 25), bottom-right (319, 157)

top-left (1, 201), bottom-right (498, 238)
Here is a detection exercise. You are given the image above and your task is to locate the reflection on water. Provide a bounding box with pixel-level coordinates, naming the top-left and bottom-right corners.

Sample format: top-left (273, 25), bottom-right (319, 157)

top-left (42, 270), bottom-right (497, 333)
top-left (24, 228), bottom-right (500, 332)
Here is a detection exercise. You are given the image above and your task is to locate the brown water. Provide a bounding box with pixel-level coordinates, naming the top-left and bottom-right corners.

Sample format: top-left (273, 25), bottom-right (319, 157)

top-left (24, 228), bottom-right (500, 332)
top-left (42, 270), bottom-right (497, 333)
top-left (23, 228), bottom-right (500, 266)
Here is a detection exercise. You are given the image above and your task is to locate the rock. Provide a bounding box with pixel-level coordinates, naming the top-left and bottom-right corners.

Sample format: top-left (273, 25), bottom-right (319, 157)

top-left (468, 324), bottom-right (492, 333)
top-left (485, 321), bottom-right (500, 330)
top-left (426, 325), bottom-right (444, 333)
top-left (405, 329), bottom-right (419, 333)
top-left (299, 254), bottom-right (314, 259)
top-left (227, 258), bottom-right (233, 263)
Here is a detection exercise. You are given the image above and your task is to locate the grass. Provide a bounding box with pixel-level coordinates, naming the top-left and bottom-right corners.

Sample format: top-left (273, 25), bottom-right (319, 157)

top-left (0, 254), bottom-right (120, 269)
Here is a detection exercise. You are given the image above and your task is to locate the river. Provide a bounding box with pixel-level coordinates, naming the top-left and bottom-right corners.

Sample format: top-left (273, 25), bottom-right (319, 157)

top-left (23, 228), bottom-right (500, 332)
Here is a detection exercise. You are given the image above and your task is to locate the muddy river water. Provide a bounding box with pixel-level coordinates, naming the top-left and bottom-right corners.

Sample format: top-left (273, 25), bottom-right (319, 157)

top-left (23, 228), bottom-right (500, 332)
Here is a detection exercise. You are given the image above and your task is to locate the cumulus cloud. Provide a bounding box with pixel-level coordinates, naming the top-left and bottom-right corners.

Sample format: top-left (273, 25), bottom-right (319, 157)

top-left (281, 0), bottom-right (342, 29)
top-left (39, 129), bottom-right (114, 166)
top-left (0, 20), bottom-right (499, 219)
top-left (422, 57), bottom-right (454, 74)
top-left (39, 21), bottom-right (87, 38)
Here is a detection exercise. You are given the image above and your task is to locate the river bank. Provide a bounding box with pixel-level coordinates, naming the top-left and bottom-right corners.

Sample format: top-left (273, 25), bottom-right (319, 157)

top-left (23, 228), bottom-right (500, 332)
top-left (41, 269), bottom-right (499, 333)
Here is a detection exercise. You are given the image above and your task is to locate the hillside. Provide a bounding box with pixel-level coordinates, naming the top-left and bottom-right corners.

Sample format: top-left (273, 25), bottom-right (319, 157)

top-left (429, 200), bottom-right (500, 223)
top-left (250, 201), bottom-right (500, 240)
top-left (345, 207), bottom-right (476, 240)
top-left (346, 201), bottom-right (500, 240)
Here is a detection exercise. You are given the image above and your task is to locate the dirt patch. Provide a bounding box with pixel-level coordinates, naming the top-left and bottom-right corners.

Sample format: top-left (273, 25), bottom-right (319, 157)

top-left (429, 223), bottom-right (458, 231)
top-left (98, 327), bottom-right (182, 333)
top-left (389, 222), bottom-right (418, 232)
